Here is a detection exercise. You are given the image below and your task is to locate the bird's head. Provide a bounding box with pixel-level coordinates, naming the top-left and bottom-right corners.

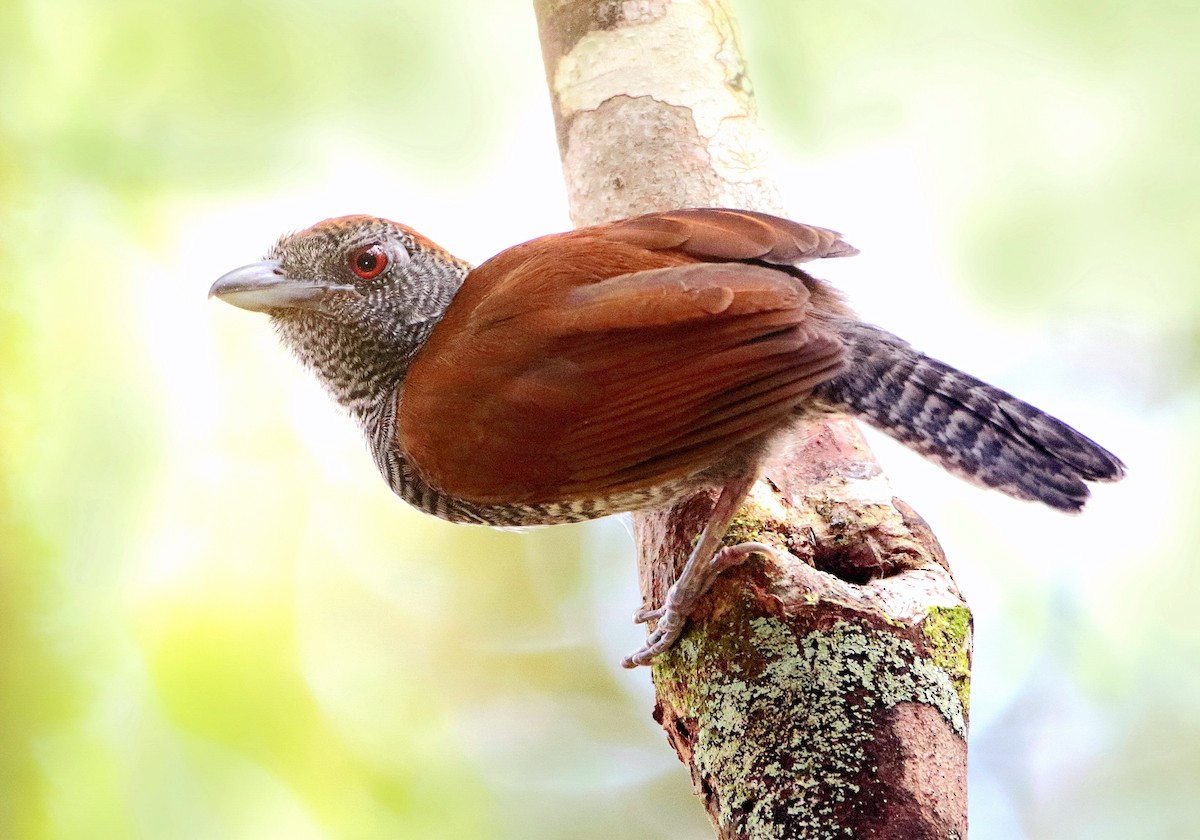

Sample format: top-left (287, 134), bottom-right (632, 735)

top-left (210, 215), bottom-right (469, 415)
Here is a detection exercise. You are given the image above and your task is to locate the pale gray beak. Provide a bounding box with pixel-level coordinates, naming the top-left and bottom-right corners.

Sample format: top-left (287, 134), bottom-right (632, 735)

top-left (209, 260), bottom-right (360, 313)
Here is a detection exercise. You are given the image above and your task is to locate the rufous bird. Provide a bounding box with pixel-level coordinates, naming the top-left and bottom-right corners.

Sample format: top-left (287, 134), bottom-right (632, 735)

top-left (210, 208), bottom-right (1125, 667)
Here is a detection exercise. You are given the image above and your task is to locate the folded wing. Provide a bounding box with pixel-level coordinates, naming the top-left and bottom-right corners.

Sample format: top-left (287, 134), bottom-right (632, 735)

top-left (398, 210), bottom-right (854, 504)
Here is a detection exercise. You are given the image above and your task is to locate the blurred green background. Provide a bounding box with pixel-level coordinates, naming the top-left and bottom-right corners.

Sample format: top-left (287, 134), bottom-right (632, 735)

top-left (1, 0), bottom-right (1196, 838)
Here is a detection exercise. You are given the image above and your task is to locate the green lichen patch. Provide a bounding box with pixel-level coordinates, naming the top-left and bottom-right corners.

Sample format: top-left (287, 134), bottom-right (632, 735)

top-left (722, 500), bottom-right (787, 549)
top-left (661, 617), bottom-right (966, 839)
top-left (921, 605), bottom-right (973, 715)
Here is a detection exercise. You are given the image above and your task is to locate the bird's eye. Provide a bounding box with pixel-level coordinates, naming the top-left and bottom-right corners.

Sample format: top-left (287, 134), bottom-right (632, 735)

top-left (349, 245), bottom-right (389, 279)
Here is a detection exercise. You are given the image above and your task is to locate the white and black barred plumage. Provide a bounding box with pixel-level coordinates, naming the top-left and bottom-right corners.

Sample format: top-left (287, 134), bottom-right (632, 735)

top-left (812, 320), bottom-right (1125, 511)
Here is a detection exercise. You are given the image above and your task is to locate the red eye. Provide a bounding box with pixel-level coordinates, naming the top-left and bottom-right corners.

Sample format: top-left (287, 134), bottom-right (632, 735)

top-left (349, 245), bottom-right (388, 279)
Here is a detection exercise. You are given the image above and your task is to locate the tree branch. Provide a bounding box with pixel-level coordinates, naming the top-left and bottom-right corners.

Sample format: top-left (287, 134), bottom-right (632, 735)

top-left (533, 2), bottom-right (971, 836)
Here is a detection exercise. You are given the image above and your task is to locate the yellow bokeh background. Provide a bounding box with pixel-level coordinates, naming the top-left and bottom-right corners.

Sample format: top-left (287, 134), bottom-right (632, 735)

top-left (2, 1), bottom-right (1196, 838)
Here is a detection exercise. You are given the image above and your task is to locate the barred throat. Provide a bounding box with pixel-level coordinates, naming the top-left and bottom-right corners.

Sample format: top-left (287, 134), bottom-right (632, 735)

top-left (274, 316), bottom-right (441, 421)
top-left (811, 320), bottom-right (1125, 511)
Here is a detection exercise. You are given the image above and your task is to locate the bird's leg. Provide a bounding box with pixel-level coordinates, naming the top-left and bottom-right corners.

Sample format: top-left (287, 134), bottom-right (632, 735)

top-left (622, 473), bottom-right (778, 668)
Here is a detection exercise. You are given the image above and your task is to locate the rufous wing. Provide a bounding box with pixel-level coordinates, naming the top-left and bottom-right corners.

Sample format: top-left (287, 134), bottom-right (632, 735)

top-left (600, 208), bottom-right (858, 264)
top-left (398, 228), bottom-right (849, 504)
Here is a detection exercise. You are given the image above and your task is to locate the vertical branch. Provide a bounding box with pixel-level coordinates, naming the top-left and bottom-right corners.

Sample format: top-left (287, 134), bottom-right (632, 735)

top-left (533, 2), bottom-right (971, 837)
top-left (534, 0), bottom-right (783, 225)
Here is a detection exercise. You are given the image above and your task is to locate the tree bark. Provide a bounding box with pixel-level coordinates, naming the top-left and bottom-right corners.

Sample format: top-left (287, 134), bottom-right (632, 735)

top-left (532, 2), bottom-right (971, 837)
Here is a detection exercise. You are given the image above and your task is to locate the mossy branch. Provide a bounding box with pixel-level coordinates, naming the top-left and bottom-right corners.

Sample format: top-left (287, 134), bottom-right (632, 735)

top-left (532, 1), bottom-right (972, 836)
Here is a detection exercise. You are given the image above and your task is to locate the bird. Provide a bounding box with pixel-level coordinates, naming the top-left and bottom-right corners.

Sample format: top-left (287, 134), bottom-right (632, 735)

top-left (209, 208), bottom-right (1125, 667)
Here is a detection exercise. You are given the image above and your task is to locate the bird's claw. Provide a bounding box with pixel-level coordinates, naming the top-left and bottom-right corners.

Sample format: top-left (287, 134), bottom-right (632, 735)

top-left (621, 607), bottom-right (688, 668)
top-left (632, 606), bottom-right (664, 624)
top-left (621, 541), bottom-right (781, 668)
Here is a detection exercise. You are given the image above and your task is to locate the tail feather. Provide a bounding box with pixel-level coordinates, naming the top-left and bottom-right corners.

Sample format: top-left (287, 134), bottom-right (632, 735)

top-left (812, 321), bottom-right (1125, 512)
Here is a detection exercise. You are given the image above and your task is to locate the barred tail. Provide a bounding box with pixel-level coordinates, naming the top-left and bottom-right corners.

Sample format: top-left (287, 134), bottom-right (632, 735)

top-left (812, 321), bottom-right (1125, 511)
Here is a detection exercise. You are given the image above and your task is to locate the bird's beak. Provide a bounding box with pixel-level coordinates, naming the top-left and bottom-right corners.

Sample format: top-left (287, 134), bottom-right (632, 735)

top-left (209, 260), bottom-right (360, 313)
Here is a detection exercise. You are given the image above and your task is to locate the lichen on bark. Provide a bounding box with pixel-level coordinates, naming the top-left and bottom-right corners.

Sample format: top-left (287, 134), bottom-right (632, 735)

top-left (655, 615), bottom-right (966, 839)
top-left (921, 604), bottom-right (973, 714)
top-left (533, 1), bottom-right (973, 837)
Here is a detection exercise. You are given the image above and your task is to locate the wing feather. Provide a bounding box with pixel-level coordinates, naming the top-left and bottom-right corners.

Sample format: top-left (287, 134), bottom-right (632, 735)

top-left (604, 208), bottom-right (858, 264)
top-left (399, 251), bottom-right (847, 504)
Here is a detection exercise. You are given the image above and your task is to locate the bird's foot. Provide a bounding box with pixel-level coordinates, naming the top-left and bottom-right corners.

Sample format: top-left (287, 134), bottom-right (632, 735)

top-left (632, 606), bottom-right (664, 623)
top-left (622, 541), bottom-right (778, 668)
